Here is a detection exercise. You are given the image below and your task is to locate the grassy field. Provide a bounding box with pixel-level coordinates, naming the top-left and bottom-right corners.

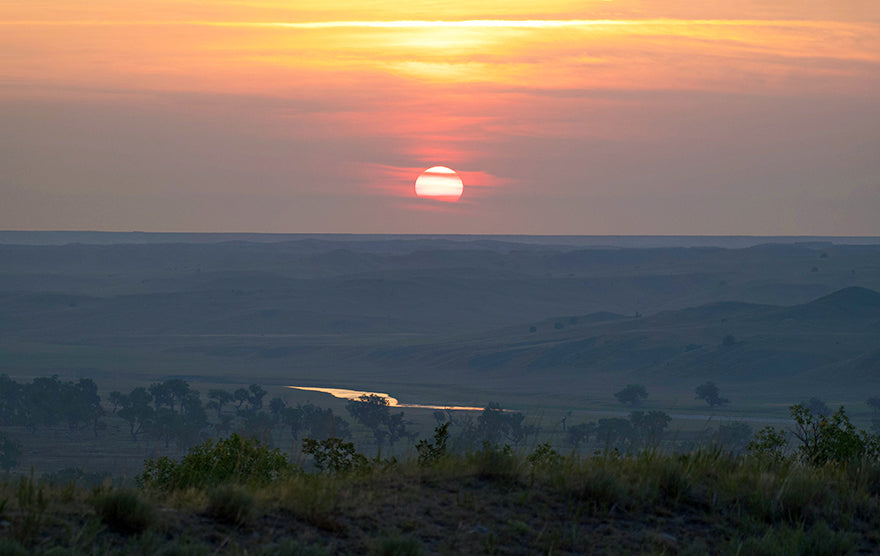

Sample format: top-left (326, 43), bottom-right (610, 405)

top-left (1, 437), bottom-right (879, 554)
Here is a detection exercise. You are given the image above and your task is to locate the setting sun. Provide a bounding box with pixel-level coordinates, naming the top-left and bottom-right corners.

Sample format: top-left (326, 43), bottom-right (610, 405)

top-left (415, 166), bottom-right (464, 202)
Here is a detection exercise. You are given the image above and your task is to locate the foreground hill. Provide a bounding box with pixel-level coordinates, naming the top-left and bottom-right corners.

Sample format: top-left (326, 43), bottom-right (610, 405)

top-left (0, 448), bottom-right (874, 555)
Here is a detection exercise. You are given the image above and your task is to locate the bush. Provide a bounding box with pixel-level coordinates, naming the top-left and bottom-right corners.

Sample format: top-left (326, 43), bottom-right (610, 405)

top-left (415, 423), bottom-right (449, 467)
top-left (748, 426), bottom-right (789, 462)
top-left (92, 489), bottom-right (155, 534)
top-left (526, 443), bottom-right (562, 476)
top-left (138, 433), bottom-right (296, 490)
top-left (471, 442), bottom-right (518, 482)
top-left (790, 404), bottom-right (875, 465)
top-left (205, 484), bottom-right (255, 526)
top-left (302, 437), bottom-right (369, 473)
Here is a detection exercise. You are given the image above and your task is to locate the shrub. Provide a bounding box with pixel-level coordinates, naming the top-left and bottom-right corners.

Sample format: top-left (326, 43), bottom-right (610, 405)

top-left (526, 443), bottom-right (562, 476)
top-left (748, 426), bottom-right (788, 462)
top-left (790, 404), bottom-right (872, 465)
top-left (92, 489), bottom-right (155, 534)
top-left (302, 437), bottom-right (369, 473)
top-left (471, 442), bottom-right (518, 482)
top-left (138, 433), bottom-right (295, 490)
top-left (415, 423), bottom-right (449, 467)
top-left (205, 484), bottom-right (255, 527)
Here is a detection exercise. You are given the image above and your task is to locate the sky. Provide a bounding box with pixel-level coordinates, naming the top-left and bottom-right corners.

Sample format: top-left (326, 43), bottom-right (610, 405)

top-left (2, 1), bottom-right (879, 235)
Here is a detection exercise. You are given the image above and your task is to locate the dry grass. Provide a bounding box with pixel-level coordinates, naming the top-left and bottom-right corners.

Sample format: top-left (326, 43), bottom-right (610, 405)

top-left (0, 448), bottom-right (878, 554)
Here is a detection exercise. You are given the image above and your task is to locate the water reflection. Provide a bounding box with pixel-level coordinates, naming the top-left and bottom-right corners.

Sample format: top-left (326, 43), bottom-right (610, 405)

top-left (287, 386), bottom-right (484, 411)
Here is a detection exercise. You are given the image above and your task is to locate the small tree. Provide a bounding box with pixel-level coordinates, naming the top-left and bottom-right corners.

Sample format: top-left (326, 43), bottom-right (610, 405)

top-left (629, 410), bottom-right (670, 448)
top-left (695, 381), bottom-right (730, 408)
top-left (790, 404), bottom-right (869, 465)
top-left (867, 397), bottom-right (880, 417)
top-left (566, 422), bottom-right (596, 451)
top-left (614, 384), bottom-right (648, 406)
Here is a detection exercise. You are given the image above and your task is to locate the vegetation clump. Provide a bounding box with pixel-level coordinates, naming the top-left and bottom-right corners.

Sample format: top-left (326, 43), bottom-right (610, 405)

top-left (138, 433), bottom-right (295, 490)
top-left (92, 488), bottom-right (156, 534)
top-left (301, 437), bottom-right (369, 473)
top-left (205, 484), bottom-right (255, 526)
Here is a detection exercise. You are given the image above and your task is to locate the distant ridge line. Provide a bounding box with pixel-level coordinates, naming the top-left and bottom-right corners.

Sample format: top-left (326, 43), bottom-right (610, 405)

top-left (1, 231), bottom-right (879, 248)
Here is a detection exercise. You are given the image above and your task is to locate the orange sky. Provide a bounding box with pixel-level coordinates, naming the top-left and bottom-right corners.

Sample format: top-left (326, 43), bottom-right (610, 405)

top-left (2, 1), bottom-right (879, 234)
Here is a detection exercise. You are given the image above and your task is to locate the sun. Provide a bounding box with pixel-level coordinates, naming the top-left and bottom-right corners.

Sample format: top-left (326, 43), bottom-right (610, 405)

top-left (414, 166), bottom-right (464, 202)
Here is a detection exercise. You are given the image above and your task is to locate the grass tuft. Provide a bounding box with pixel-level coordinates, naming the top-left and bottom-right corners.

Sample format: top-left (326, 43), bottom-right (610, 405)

top-left (205, 484), bottom-right (255, 527)
top-left (92, 488), bottom-right (155, 535)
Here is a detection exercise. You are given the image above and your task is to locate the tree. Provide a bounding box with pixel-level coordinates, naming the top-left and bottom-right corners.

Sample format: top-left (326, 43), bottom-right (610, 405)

top-left (302, 404), bottom-right (350, 440)
top-left (282, 406), bottom-right (305, 440)
top-left (566, 422), bottom-right (596, 450)
top-left (207, 389), bottom-right (233, 419)
top-left (118, 387), bottom-right (154, 441)
top-left (629, 410), bottom-right (671, 448)
top-left (476, 403), bottom-right (532, 447)
top-left (695, 381), bottom-right (730, 407)
top-left (614, 384), bottom-right (648, 406)
top-left (347, 394), bottom-right (392, 454)
top-left (866, 397), bottom-right (880, 417)
top-left (149, 382), bottom-right (173, 411)
top-left (248, 384), bottom-right (267, 411)
top-left (108, 391), bottom-right (125, 414)
top-left (242, 411), bottom-right (274, 442)
top-left (595, 418), bottom-right (634, 451)
top-left (233, 388), bottom-right (250, 410)
top-left (269, 397), bottom-right (286, 421)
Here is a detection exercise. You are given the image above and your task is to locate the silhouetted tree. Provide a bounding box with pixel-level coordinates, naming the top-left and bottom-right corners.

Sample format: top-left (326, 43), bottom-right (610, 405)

top-left (695, 381), bottom-right (730, 408)
top-left (596, 418), bottom-right (634, 451)
top-left (118, 387), bottom-right (154, 441)
top-left (566, 422), bottom-right (596, 450)
top-left (476, 402), bottom-right (533, 447)
top-left (269, 397), bottom-right (286, 421)
top-left (207, 389), bottom-right (233, 419)
top-left (614, 384), bottom-right (648, 406)
top-left (233, 388), bottom-right (250, 410)
top-left (282, 406), bottom-right (305, 440)
top-left (866, 397), bottom-right (880, 417)
top-left (347, 394), bottom-right (392, 454)
top-left (629, 410), bottom-right (670, 448)
top-left (248, 384), bottom-right (267, 411)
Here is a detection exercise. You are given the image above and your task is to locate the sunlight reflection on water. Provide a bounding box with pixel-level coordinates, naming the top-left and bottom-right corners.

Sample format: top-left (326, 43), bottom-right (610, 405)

top-left (287, 386), bottom-right (484, 411)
